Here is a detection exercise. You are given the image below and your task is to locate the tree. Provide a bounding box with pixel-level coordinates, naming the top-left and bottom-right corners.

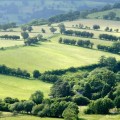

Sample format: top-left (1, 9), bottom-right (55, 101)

top-left (21, 32), bottom-right (29, 40)
top-left (108, 12), bottom-right (116, 20)
top-left (21, 26), bottom-right (27, 31)
top-left (50, 27), bottom-right (57, 34)
top-left (73, 95), bottom-right (90, 106)
top-left (58, 37), bottom-right (62, 43)
top-left (33, 70), bottom-right (41, 78)
top-left (105, 27), bottom-right (109, 31)
top-left (4, 97), bottom-right (19, 104)
top-left (62, 102), bottom-right (79, 120)
top-left (41, 28), bottom-right (46, 33)
top-left (114, 96), bottom-right (120, 108)
top-left (27, 26), bottom-right (33, 32)
top-left (93, 25), bottom-right (100, 30)
top-left (83, 83), bottom-right (92, 99)
top-left (24, 37), bottom-right (39, 46)
top-left (23, 101), bottom-right (35, 113)
top-left (62, 108), bottom-right (78, 120)
top-left (58, 23), bottom-right (66, 34)
top-left (37, 34), bottom-right (43, 41)
top-left (30, 91), bottom-right (44, 104)
top-left (9, 102), bottom-right (24, 113)
top-left (32, 104), bottom-right (44, 115)
top-left (50, 80), bottom-right (73, 98)
top-left (86, 98), bottom-right (114, 114)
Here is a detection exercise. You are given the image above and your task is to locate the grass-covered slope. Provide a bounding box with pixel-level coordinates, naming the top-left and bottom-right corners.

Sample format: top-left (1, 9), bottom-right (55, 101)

top-left (0, 38), bottom-right (119, 73)
top-left (0, 75), bottom-right (52, 99)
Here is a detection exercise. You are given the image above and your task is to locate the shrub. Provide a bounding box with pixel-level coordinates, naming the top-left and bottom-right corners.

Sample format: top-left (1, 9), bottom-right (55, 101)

top-left (72, 95), bottom-right (90, 106)
top-left (114, 96), bottom-right (120, 108)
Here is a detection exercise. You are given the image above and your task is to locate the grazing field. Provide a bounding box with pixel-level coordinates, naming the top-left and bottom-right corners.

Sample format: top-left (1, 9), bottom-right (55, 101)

top-left (0, 38), bottom-right (119, 73)
top-left (0, 75), bottom-right (52, 99)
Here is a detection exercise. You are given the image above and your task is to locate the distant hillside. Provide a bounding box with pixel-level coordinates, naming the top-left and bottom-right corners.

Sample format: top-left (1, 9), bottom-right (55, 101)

top-left (88, 9), bottom-right (120, 19)
top-left (0, 0), bottom-right (119, 24)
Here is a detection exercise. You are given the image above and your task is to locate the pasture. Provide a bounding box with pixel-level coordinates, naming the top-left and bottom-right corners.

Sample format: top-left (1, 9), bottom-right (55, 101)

top-left (0, 75), bottom-right (52, 99)
top-left (0, 38), bottom-right (119, 73)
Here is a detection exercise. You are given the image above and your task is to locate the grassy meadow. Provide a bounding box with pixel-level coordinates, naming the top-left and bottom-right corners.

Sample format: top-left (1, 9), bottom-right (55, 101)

top-left (0, 38), bottom-right (119, 73)
top-left (0, 75), bottom-right (52, 99)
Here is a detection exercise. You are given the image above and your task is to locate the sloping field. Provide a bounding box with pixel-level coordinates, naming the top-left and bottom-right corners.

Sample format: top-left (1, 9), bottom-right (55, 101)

top-left (0, 39), bottom-right (119, 73)
top-left (0, 75), bottom-right (52, 99)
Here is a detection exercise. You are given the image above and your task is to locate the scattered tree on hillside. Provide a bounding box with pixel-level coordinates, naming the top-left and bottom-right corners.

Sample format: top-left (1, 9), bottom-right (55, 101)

top-left (41, 28), bottom-right (46, 33)
top-left (27, 26), bottom-right (33, 32)
top-left (21, 32), bottom-right (29, 40)
top-left (50, 27), bottom-right (57, 34)
top-left (33, 70), bottom-right (41, 78)
top-left (30, 91), bottom-right (44, 104)
top-left (93, 25), bottom-right (100, 30)
top-left (37, 34), bottom-right (43, 40)
top-left (21, 26), bottom-right (27, 32)
top-left (58, 23), bottom-right (66, 34)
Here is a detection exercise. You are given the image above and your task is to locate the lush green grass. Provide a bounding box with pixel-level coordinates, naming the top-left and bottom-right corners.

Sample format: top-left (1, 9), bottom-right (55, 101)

top-left (0, 37), bottom-right (119, 73)
top-left (0, 75), bottom-right (52, 99)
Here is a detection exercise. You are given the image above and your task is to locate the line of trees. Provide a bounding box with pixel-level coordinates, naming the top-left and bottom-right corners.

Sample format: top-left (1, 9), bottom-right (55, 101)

top-left (97, 42), bottom-right (120, 54)
top-left (21, 26), bottom-right (33, 32)
top-left (0, 22), bottom-right (17, 31)
top-left (24, 37), bottom-right (39, 46)
top-left (59, 38), bottom-right (94, 49)
top-left (64, 30), bottom-right (94, 38)
top-left (0, 65), bottom-right (30, 78)
top-left (0, 91), bottom-right (79, 120)
top-left (0, 35), bottom-right (20, 40)
top-left (99, 34), bottom-right (119, 41)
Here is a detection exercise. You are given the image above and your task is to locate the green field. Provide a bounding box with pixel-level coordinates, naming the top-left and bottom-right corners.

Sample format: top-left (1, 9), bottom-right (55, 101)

top-left (0, 37), bottom-right (119, 73)
top-left (0, 75), bottom-right (52, 99)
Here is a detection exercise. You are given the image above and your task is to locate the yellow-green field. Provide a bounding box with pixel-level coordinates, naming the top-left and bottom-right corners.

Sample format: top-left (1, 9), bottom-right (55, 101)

top-left (0, 75), bottom-right (52, 99)
top-left (0, 38), bottom-right (119, 73)
top-left (0, 40), bottom-right (24, 47)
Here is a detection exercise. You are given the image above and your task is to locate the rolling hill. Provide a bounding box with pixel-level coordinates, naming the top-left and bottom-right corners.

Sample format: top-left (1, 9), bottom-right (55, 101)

top-left (88, 9), bottom-right (120, 19)
top-left (0, 0), bottom-right (119, 24)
